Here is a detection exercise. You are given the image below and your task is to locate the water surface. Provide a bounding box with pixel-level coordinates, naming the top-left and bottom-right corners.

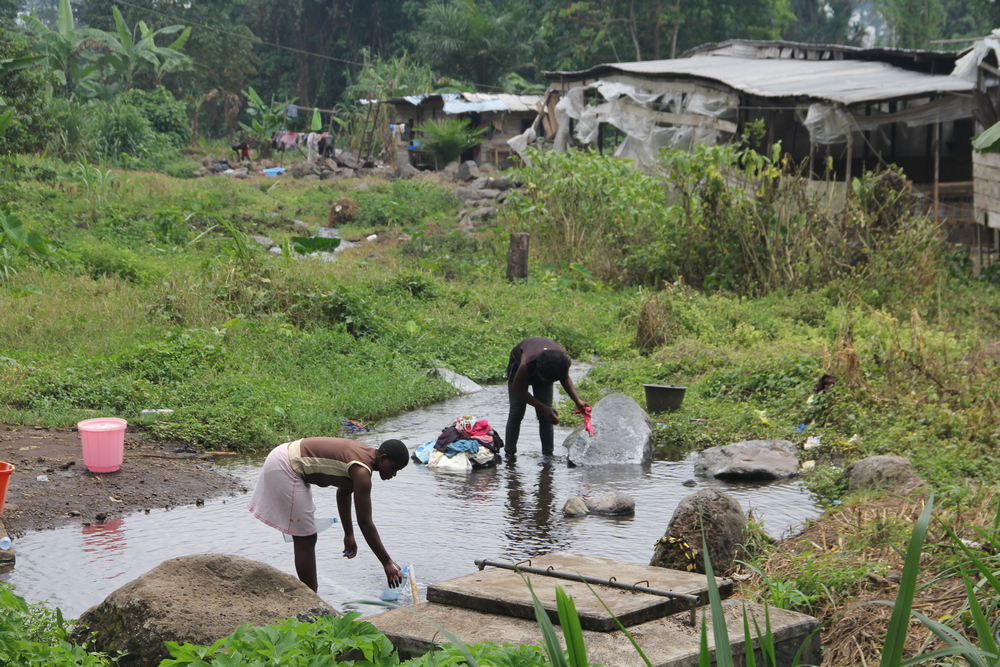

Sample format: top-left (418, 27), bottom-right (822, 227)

top-left (2, 374), bottom-right (821, 618)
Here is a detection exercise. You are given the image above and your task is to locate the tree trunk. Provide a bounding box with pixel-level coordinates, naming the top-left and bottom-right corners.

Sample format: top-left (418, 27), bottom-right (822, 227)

top-left (628, 0), bottom-right (642, 60)
top-left (506, 233), bottom-right (529, 281)
top-left (653, 9), bottom-right (662, 60)
top-left (670, 0), bottom-right (682, 59)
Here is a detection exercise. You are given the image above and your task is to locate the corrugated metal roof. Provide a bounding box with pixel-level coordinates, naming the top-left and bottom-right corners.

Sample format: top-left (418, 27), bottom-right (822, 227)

top-left (386, 93), bottom-right (543, 114)
top-left (545, 55), bottom-right (973, 106)
top-left (680, 38), bottom-right (961, 70)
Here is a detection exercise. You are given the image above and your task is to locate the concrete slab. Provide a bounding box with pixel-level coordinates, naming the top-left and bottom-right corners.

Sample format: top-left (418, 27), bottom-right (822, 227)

top-left (426, 552), bottom-right (732, 631)
top-left (367, 599), bottom-right (819, 667)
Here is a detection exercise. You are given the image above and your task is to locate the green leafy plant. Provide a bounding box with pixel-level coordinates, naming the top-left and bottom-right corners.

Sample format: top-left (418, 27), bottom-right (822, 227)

top-left (0, 584), bottom-right (112, 666)
top-left (161, 612), bottom-right (399, 666)
top-left (24, 0), bottom-right (104, 97)
top-left (417, 117), bottom-right (485, 167)
top-left (99, 6), bottom-right (192, 90)
top-left (239, 86), bottom-right (288, 159)
top-left (86, 99), bottom-right (157, 163)
top-left (0, 208), bottom-right (50, 282)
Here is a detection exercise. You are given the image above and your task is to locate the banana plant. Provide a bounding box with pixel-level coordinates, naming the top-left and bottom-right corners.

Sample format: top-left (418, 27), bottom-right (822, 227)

top-left (23, 0), bottom-right (104, 97)
top-left (97, 6), bottom-right (193, 91)
top-left (238, 86), bottom-right (289, 159)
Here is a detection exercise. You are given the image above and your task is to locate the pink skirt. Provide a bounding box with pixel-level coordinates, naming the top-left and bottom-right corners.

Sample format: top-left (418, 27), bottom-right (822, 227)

top-left (248, 440), bottom-right (317, 536)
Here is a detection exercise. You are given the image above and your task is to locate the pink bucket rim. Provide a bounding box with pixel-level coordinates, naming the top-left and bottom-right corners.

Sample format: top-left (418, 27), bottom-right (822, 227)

top-left (77, 418), bottom-right (128, 432)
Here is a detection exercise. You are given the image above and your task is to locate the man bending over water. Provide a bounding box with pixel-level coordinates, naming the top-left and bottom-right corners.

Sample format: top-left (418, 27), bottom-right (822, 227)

top-left (505, 337), bottom-right (589, 459)
top-left (249, 437), bottom-right (409, 592)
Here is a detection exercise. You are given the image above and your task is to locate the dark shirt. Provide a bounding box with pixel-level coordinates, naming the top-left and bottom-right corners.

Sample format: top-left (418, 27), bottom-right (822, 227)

top-left (506, 337), bottom-right (567, 384)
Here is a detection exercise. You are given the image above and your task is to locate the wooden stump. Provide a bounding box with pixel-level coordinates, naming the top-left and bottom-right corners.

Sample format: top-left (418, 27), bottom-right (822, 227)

top-left (506, 232), bottom-right (529, 281)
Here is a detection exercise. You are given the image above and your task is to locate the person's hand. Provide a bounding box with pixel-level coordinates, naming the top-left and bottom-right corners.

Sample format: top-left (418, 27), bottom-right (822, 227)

top-left (384, 560), bottom-right (403, 588)
top-left (575, 401), bottom-right (590, 413)
top-left (540, 405), bottom-right (560, 425)
top-left (343, 535), bottom-right (358, 559)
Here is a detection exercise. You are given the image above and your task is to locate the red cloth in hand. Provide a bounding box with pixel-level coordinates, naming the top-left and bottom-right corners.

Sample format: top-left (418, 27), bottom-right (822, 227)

top-left (575, 406), bottom-right (594, 436)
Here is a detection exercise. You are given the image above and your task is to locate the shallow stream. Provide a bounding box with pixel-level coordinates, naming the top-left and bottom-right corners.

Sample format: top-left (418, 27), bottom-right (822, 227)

top-left (2, 369), bottom-right (823, 619)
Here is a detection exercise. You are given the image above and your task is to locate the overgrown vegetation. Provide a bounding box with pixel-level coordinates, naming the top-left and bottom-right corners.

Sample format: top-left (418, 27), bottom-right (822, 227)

top-left (3, 117), bottom-right (1000, 663)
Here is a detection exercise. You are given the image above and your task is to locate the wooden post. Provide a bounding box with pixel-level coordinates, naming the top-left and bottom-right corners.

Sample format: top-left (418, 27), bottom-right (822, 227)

top-left (844, 128), bottom-right (853, 210)
top-left (506, 233), bottom-right (529, 281)
top-left (933, 121), bottom-right (941, 223)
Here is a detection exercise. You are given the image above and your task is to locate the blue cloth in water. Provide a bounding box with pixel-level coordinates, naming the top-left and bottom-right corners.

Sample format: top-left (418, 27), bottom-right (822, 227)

top-left (444, 439), bottom-right (480, 458)
top-left (414, 441), bottom-right (435, 464)
top-left (341, 418), bottom-right (372, 434)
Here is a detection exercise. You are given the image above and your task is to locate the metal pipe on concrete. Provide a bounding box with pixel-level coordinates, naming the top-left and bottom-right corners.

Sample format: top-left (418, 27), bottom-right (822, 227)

top-left (475, 558), bottom-right (700, 604)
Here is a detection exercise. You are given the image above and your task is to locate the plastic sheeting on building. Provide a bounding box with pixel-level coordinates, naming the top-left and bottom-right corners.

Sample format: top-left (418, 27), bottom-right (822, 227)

top-left (389, 93), bottom-right (543, 115)
top-left (549, 81), bottom-right (737, 171)
top-left (545, 43), bottom-right (979, 161)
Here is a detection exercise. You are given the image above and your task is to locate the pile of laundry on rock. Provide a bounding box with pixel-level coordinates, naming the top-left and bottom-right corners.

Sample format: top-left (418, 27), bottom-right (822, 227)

top-left (412, 415), bottom-right (504, 471)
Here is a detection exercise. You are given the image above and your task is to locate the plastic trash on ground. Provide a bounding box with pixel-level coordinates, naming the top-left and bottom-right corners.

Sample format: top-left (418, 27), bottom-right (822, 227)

top-left (804, 436), bottom-right (822, 450)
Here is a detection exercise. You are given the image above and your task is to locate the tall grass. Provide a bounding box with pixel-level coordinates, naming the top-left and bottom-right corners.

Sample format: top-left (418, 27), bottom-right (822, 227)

top-left (503, 145), bottom-right (941, 297)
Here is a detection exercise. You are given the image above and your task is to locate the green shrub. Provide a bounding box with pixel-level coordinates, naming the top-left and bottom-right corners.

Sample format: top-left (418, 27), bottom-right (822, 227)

top-left (47, 98), bottom-right (91, 162)
top-left (0, 584), bottom-right (111, 666)
top-left (503, 149), bottom-right (672, 286)
top-left (86, 99), bottom-right (157, 163)
top-left (0, 26), bottom-right (57, 155)
top-left (120, 86), bottom-right (191, 148)
top-left (77, 243), bottom-right (153, 283)
top-left (417, 117), bottom-right (485, 166)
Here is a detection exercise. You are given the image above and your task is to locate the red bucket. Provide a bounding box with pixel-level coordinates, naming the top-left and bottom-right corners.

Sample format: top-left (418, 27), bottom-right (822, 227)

top-left (0, 462), bottom-right (14, 516)
top-left (78, 418), bottom-right (127, 473)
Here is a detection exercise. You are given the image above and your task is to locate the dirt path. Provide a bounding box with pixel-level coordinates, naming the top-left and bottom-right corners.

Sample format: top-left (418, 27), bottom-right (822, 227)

top-left (0, 425), bottom-right (247, 538)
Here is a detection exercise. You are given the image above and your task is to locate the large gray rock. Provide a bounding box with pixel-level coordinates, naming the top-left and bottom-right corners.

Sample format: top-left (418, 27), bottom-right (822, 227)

top-left (486, 176), bottom-right (514, 191)
top-left (289, 161), bottom-right (318, 178)
top-left (442, 161), bottom-right (460, 180)
top-left (650, 488), bottom-right (746, 575)
top-left (335, 151), bottom-right (361, 170)
top-left (468, 206), bottom-right (497, 222)
top-left (455, 160), bottom-right (481, 182)
top-left (563, 496), bottom-right (588, 516)
top-left (395, 162), bottom-right (420, 180)
top-left (840, 455), bottom-right (924, 494)
top-left (74, 554), bottom-right (333, 666)
top-left (585, 490), bottom-right (636, 516)
top-left (695, 439), bottom-right (800, 481)
top-left (454, 187), bottom-right (482, 203)
top-left (564, 393), bottom-right (655, 465)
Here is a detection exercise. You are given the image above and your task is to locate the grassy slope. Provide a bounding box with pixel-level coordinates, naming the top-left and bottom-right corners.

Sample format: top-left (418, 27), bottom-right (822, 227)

top-left (6, 155), bottom-right (1000, 664)
top-left (2, 155), bottom-right (1000, 500)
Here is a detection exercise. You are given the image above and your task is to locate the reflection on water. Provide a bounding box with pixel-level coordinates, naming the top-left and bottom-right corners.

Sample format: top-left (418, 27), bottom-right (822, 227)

top-left (81, 517), bottom-right (126, 580)
top-left (1, 373), bottom-right (822, 619)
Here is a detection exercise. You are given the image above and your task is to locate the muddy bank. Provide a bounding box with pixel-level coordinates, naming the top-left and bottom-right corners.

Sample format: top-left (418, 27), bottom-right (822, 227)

top-left (0, 425), bottom-right (247, 537)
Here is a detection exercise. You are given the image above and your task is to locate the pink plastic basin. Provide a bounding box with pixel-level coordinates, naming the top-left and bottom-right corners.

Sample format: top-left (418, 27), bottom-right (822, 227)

top-left (78, 418), bottom-right (127, 473)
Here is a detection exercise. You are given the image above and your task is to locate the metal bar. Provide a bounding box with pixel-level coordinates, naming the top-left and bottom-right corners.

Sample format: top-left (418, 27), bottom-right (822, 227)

top-left (474, 559), bottom-right (700, 603)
